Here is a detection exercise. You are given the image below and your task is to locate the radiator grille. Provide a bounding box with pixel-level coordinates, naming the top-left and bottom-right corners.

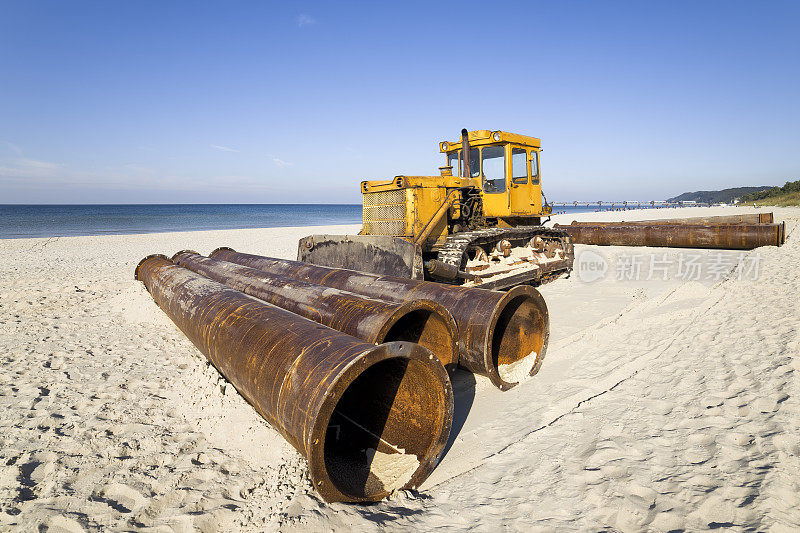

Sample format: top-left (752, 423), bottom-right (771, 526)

top-left (362, 189), bottom-right (407, 235)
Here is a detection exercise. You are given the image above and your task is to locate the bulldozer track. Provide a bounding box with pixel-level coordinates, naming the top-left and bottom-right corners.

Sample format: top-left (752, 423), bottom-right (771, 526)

top-left (437, 226), bottom-right (574, 287)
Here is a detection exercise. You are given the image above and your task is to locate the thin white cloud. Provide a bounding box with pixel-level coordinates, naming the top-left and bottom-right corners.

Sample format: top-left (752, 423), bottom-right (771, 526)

top-left (0, 158), bottom-right (60, 181)
top-left (19, 158), bottom-right (58, 170)
top-left (4, 141), bottom-right (23, 156)
top-left (0, 147), bottom-right (293, 197)
top-left (297, 14), bottom-right (316, 28)
top-left (123, 164), bottom-right (158, 175)
top-left (210, 144), bottom-right (240, 153)
top-left (0, 143), bottom-right (65, 184)
top-left (0, 157), bottom-right (278, 194)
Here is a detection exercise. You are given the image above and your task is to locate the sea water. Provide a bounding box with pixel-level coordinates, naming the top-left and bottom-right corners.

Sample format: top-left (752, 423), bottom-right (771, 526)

top-left (0, 203), bottom-right (612, 239)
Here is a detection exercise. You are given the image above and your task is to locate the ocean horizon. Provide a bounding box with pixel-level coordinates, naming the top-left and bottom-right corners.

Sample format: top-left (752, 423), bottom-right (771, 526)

top-left (0, 203), bottom-right (617, 239)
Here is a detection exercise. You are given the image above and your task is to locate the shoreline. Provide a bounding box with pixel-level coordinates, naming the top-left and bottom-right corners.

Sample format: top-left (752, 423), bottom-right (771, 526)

top-left (0, 222), bottom-right (362, 242)
top-left (0, 203), bottom-right (364, 240)
top-left (0, 204), bottom-right (762, 241)
top-left (1, 206), bottom-right (797, 531)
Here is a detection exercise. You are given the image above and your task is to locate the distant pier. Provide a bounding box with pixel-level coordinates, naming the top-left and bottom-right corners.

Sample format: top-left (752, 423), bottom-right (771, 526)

top-left (550, 200), bottom-right (708, 210)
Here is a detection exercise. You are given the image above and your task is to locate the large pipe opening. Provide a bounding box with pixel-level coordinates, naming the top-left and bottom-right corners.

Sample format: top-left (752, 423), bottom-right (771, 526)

top-left (322, 357), bottom-right (449, 499)
top-left (490, 290), bottom-right (549, 387)
top-left (381, 306), bottom-right (458, 368)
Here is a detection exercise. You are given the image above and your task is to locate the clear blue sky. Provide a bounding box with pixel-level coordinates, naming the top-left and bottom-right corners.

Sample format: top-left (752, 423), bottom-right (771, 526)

top-left (1, 1), bottom-right (798, 204)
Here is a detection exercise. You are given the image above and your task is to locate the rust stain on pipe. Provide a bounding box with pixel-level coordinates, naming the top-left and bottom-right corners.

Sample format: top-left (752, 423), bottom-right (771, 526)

top-left (569, 213), bottom-right (774, 226)
top-left (554, 223), bottom-right (782, 249)
top-left (171, 250), bottom-right (458, 367)
top-left (210, 248), bottom-right (549, 391)
top-left (135, 255), bottom-right (453, 503)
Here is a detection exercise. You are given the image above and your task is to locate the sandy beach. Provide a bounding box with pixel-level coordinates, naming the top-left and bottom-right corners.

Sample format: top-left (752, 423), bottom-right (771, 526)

top-left (1, 206), bottom-right (798, 532)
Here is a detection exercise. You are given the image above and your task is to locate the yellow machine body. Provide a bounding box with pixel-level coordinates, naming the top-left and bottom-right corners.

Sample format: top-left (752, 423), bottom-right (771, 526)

top-left (361, 130), bottom-right (551, 247)
top-left (298, 129), bottom-right (573, 291)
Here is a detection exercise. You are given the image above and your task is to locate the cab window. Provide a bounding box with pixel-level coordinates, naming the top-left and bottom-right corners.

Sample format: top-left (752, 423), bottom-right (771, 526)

top-left (531, 151), bottom-right (540, 184)
top-left (481, 145), bottom-right (506, 193)
top-left (511, 148), bottom-right (528, 184)
top-left (447, 152), bottom-right (460, 176)
top-left (469, 148), bottom-right (480, 178)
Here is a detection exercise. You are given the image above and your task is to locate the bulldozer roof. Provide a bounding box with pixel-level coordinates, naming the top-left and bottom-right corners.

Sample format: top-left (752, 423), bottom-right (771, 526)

top-left (439, 130), bottom-right (541, 153)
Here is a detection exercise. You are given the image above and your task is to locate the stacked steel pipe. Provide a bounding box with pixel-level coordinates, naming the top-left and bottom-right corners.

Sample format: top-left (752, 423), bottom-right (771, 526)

top-left (568, 213), bottom-right (774, 226)
top-left (137, 247), bottom-right (552, 502)
top-left (171, 250), bottom-right (458, 367)
top-left (555, 212), bottom-right (784, 249)
top-left (136, 254), bottom-right (454, 503)
top-left (209, 248), bottom-right (551, 392)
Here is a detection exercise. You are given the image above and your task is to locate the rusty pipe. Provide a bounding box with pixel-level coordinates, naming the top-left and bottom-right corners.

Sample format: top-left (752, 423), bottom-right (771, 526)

top-left (134, 255), bottom-right (453, 503)
top-left (210, 248), bottom-right (549, 391)
top-left (568, 213), bottom-right (774, 226)
top-left (554, 223), bottom-right (782, 249)
top-left (171, 251), bottom-right (458, 367)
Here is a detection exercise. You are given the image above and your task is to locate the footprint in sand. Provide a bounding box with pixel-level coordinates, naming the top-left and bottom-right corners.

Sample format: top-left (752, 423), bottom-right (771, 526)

top-left (649, 511), bottom-right (685, 533)
top-left (93, 483), bottom-right (146, 514)
top-left (684, 434), bottom-right (717, 465)
top-left (753, 395), bottom-right (786, 414)
top-left (773, 434), bottom-right (800, 455)
top-left (40, 515), bottom-right (85, 532)
top-left (725, 432), bottom-right (755, 447)
top-left (583, 447), bottom-right (625, 471)
top-left (647, 399), bottom-right (674, 415)
top-left (691, 495), bottom-right (738, 529)
top-left (624, 483), bottom-right (657, 509)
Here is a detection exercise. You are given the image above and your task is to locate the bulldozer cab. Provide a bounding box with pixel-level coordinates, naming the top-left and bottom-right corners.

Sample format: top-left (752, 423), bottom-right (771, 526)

top-left (440, 130), bottom-right (548, 218)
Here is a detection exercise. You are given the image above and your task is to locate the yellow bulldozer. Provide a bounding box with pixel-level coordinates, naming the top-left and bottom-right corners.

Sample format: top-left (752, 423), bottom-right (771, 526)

top-left (298, 129), bottom-right (574, 290)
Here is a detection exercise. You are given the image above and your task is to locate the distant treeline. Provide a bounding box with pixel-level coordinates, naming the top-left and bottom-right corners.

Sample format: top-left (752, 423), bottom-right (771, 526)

top-left (739, 179), bottom-right (800, 202)
top-left (667, 185), bottom-right (773, 204)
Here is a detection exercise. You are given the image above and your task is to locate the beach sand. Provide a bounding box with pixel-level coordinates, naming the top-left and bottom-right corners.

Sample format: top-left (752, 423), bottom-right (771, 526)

top-left (1, 207), bottom-right (798, 531)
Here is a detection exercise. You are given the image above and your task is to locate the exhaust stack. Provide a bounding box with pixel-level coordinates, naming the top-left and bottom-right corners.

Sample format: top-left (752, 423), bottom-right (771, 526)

top-left (461, 128), bottom-right (471, 177)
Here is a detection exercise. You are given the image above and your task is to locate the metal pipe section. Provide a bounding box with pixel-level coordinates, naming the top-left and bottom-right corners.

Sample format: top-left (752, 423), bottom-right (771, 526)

top-left (568, 213), bottom-right (774, 226)
top-left (171, 251), bottom-right (458, 367)
top-left (135, 255), bottom-right (453, 503)
top-left (210, 248), bottom-right (550, 391)
top-left (554, 223), bottom-right (783, 249)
